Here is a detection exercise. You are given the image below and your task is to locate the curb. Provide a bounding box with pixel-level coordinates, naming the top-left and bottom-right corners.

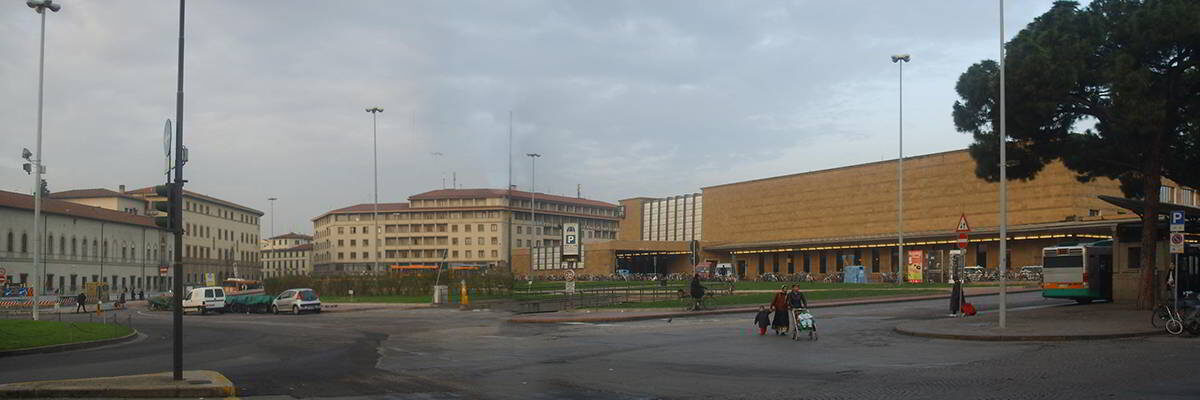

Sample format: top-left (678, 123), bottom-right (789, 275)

top-left (892, 325), bottom-right (1164, 342)
top-left (507, 288), bottom-right (1041, 324)
top-left (0, 370), bottom-right (235, 398)
top-left (0, 330), bottom-right (139, 358)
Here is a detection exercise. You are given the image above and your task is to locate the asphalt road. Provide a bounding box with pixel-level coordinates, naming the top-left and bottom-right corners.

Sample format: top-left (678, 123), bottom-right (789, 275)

top-left (2, 292), bottom-right (1197, 400)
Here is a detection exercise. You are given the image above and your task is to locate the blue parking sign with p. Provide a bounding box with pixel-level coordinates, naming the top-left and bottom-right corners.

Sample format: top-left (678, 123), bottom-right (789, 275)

top-left (1172, 211), bottom-right (1185, 225)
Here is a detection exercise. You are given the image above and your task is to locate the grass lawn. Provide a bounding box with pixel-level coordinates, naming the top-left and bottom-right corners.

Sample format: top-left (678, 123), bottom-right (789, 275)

top-left (596, 288), bottom-right (944, 309)
top-left (0, 320), bottom-right (133, 351)
top-left (321, 292), bottom-right (555, 303)
top-left (516, 280), bottom-right (982, 292)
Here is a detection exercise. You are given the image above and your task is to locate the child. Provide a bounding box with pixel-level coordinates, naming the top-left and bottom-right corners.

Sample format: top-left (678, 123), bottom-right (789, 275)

top-left (754, 305), bottom-right (772, 336)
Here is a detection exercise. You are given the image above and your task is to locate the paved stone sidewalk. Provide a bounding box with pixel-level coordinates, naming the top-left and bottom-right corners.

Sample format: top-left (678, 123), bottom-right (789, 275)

top-left (508, 286), bottom-right (1039, 323)
top-left (895, 302), bottom-right (1162, 341)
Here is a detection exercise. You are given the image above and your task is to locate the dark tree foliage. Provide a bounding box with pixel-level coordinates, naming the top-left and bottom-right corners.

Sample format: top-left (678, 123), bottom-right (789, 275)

top-left (952, 0), bottom-right (1200, 307)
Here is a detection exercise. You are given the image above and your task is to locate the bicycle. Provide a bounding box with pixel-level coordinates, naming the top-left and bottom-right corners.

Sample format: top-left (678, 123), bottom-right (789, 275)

top-left (1151, 296), bottom-right (1187, 335)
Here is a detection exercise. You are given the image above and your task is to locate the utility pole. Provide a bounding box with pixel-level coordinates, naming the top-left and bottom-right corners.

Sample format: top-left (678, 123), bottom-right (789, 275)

top-left (171, 0), bottom-right (187, 381)
top-left (891, 53), bottom-right (910, 286)
top-left (527, 153), bottom-right (541, 251)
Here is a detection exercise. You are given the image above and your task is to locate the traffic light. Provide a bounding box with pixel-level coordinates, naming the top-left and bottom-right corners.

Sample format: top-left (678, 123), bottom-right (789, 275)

top-left (153, 183), bottom-right (178, 230)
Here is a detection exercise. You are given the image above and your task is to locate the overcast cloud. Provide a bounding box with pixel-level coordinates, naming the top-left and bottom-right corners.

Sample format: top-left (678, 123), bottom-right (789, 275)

top-left (1, 0), bottom-right (1058, 235)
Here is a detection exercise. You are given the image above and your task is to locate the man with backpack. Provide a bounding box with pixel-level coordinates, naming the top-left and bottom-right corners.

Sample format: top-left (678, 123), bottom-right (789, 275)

top-left (75, 291), bottom-right (87, 313)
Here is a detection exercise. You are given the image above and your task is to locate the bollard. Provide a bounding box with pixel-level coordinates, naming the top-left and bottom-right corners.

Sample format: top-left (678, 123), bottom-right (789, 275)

top-left (459, 280), bottom-right (469, 308)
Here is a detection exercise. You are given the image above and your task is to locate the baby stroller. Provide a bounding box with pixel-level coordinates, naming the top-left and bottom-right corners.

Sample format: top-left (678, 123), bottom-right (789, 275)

top-left (790, 307), bottom-right (817, 341)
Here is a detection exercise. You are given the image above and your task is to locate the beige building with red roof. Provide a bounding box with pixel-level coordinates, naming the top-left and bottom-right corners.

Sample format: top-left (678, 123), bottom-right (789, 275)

top-left (261, 233), bottom-right (314, 278)
top-left (1, 189), bottom-right (175, 296)
top-left (311, 188), bottom-right (621, 275)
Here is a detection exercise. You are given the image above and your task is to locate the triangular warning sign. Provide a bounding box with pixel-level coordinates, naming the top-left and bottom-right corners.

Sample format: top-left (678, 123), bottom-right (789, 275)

top-left (956, 214), bottom-right (971, 232)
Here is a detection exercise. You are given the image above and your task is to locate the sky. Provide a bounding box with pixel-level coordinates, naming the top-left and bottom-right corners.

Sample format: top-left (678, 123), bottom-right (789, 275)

top-left (0, 0), bottom-right (1062, 236)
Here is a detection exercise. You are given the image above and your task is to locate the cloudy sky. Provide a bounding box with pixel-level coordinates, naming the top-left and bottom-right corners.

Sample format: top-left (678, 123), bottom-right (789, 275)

top-left (1, 0), bottom-right (1060, 235)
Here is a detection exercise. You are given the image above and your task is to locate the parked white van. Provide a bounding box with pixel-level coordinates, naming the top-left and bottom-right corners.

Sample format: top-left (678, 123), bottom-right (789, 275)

top-left (182, 286), bottom-right (226, 314)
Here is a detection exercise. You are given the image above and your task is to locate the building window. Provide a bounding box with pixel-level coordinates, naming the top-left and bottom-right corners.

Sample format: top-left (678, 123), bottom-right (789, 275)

top-left (21, 233), bottom-right (28, 253)
top-left (491, 237), bottom-right (499, 245)
top-left (516, 239), bottom-right (523, 247)
top-left (452, 250), bottom-right (459, 258)
top-left (517, 226), bottom-right (523, 234)
top-left (1088, 209), bottom-right (1101, 217)
top-left (1127, 246), bottom-right (1141, 269)
top-left (871, 249), bottom-right (880, 273)
top-left (772, 254), bottom-right (779, 273)
top-left (757, 255), bottom-right (765, 275)
top-left (5, 232), bottom-right (12, 252)
top-left (1161, 186), bottom-right (1175, 203)
top-left (465, 238), bottom-right (473, 245)
top-left (787, 254), bottom-right (795, 274)
top-left (818, 252), bottom-right (827, 273)
top-left (465, 225), bottom-right (472, 232)
top-left (477, 250), bottom-right (484, 258)
top-left (491, 250), bottom-right (498, 258)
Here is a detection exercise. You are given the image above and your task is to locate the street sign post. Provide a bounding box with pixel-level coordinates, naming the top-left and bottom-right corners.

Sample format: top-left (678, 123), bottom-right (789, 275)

top-left (956, 214), bottom-right (971, 249)
top-left (1170, 232), bottom-right (1185, 254)
top-left (1171, 210), bottom-right (1185, 232)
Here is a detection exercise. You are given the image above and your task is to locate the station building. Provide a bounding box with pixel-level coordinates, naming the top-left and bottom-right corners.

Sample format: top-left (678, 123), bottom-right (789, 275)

top-left (514, 149), bottom-right (1200, 301)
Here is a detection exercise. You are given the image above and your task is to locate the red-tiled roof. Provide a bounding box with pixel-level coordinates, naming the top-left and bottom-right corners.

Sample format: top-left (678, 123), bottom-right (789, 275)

top-left (0, 190), bottom-right (163, 229)
top-left (50, 188), bottom-right (145, 202)
top-left (270, 232), bottom-right (313, 240)
top-left (264, 243), bottom-right (313, 252)
top-left (409, 188), bottom-right (617, 208)
top-left (126, 186), bottom-right (264, 215)
top-left (311, 203), bottom-right (410, 221)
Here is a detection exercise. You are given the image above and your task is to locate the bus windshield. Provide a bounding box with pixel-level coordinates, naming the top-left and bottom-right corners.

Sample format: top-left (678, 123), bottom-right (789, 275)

top-left (1044, 255), bottom-right (1082, 268)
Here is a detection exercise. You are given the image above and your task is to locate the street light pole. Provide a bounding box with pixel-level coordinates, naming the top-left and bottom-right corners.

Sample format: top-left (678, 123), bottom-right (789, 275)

top-left (26, 0), bottom-right (61, 321)
top-left (527, 153), bottom-right (541, 255)
top-left (267, 197), bottom-right (277, 240)
top-left (366, 107), bottom-right (383, 275)
top-left (891, 53), bottom-right (910, 286)
top-left (998, 0), bottom-right (1009, 329)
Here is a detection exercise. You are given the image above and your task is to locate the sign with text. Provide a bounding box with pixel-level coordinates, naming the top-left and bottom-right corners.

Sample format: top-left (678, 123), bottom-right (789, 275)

top-left (906, 250), bottom-right (925, 283)
top-left (562, 223), bottom-right (580, 257)
top-left (204, 272), bottom-right (216, 287)
top-left (1171, 211), bottom-right (1185, 232)
top-left (159, 266), bottom-right (169, 276)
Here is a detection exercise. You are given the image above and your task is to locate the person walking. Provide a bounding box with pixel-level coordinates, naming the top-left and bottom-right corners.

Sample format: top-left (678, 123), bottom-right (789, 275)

top-left (754, 305), bottom-right (772, 336)
top-left (117, 290), bottom-right (126, 310)
top-left (770, 285), bottom-right (790, 335)
top-left (75, 291), bottom-right (87, 313)
top-left (689, 274), bottom-right (707, 311)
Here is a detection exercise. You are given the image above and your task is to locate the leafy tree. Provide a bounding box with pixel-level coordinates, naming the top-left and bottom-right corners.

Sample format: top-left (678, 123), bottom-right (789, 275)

top-left (952, 0), bottom-right (1200, 308)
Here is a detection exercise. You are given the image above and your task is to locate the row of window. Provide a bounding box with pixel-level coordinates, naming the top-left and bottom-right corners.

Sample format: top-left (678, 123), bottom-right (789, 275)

top-left (186, 199), bottom-right (259, 225)
top-left (183, 245), bottom-right (257, 263)
top-left (14, 273), bottom-right (174, 294)
top-left (4, 231), bottom-right (166, 262)
top-left (183, 223), bottom-right (258, 244)
top-left (1161, 185), bottom-right (1198, 207)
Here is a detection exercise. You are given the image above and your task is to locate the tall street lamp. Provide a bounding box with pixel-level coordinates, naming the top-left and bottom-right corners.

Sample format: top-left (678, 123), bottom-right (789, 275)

top-left (998, 0), bottom-right (1009, 329)
top-left (891, 53), bottom-right (910, 286)
top-left (26, 0), bottom-right (61, 321)
top-left (527, 153), bottom-right (541, 254)
top-left (366, 107), bottom-right (383, 275)
top-left (267, 197), bottom-right (277, 239)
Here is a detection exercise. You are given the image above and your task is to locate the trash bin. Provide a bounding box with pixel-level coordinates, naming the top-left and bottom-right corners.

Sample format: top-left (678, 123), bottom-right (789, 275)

top-left (432, 285), bottom-right (449, 304)
top-left (842, 266), bottom-right (866, 283)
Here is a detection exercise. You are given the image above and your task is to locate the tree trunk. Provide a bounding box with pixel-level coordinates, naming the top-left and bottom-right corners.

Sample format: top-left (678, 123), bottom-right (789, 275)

top-left (1137, 140), bottom-right (1166, 310)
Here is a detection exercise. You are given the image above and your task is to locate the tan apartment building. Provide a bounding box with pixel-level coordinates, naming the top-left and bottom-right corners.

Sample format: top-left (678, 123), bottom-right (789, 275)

top-left (261, 233), bottom-right (313, 278)
top-left (311, 188), bottom-right (620, 275)
top-left (124, 186), bottom-right (264, 285)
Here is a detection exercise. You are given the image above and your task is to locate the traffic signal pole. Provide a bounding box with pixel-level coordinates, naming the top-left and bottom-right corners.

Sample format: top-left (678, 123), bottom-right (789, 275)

top-left (171, 0), bottom-right (186, 381)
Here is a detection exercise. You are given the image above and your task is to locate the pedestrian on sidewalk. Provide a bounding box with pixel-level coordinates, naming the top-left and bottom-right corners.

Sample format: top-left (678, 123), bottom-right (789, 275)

top-left (117, 290), bottom-right (126, 310)
top-left (689, 274), bottom-right (707, 310)
top-left (754, 305), bottom-right (772, 335)
top-left (770, 285), bottom-right (790, 335)
top-left (75, 292), bottom-right (87, 313)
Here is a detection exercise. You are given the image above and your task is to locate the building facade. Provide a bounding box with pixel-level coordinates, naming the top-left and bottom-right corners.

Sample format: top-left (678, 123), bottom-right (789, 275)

top-left (123, 187), bottom-right (264, 284)
top-left (618, 194), bottom-right (703, 242)
top-left (1, 190), bottom-right (175, 295)
top-left (261, 233), bottom-right (313, 278)
top-left (311, 188), bottom-right (620, 275)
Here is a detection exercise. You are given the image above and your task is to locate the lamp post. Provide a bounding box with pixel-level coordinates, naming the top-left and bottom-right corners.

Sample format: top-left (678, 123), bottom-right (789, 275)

top-left (998, 0), bottom-right (1009, 329)
top-left (891, 53), bottom-right (910, 286)
top-left (26, 0), bottom-right (61, 321)
top-left (366, 107), bottom-right (383, 275)
top-left (267, 197), bottom-right (277, 240)
top-left (527, 153), bottom-right (541, 254)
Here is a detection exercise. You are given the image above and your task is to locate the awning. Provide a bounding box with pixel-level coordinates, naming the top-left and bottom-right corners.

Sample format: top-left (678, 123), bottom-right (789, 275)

top-left (451, 266), bottom-right (480, 271)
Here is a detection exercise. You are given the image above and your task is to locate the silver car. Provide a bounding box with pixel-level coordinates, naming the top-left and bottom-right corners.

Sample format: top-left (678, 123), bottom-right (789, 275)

top-left (271, 288), bottom-right (322, 315)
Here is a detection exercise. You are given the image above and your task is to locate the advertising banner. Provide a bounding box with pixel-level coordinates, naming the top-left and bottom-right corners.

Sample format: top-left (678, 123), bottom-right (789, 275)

top-left (906, 250), bottom-right (924, 283)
